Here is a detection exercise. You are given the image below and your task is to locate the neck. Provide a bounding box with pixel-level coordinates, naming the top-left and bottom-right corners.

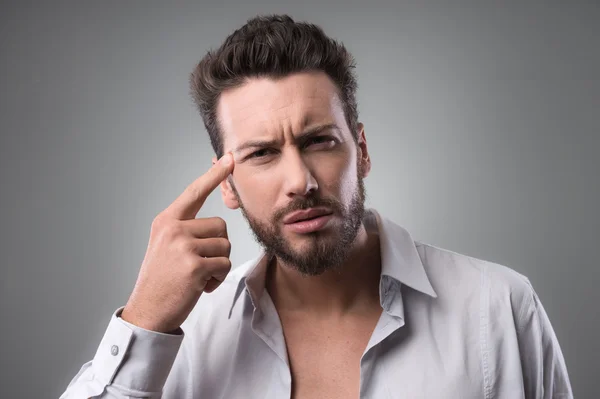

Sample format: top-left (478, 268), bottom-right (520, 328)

top-left (266, 224), bottom-right (382, 317)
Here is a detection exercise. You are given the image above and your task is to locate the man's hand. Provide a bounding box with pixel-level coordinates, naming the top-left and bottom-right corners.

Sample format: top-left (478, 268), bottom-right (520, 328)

top-left (121, 153), bottom-right (235, 333)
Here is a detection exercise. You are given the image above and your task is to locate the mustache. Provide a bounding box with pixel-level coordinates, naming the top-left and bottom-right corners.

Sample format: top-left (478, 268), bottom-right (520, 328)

top-left (272, 195), bottom-right (344, 222)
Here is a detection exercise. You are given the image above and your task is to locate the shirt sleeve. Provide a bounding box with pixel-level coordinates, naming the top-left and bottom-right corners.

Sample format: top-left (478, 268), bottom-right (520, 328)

top-left (60, 307), bottom-right (185, 398)
top-left (516, 281), bottom-right (574, 399)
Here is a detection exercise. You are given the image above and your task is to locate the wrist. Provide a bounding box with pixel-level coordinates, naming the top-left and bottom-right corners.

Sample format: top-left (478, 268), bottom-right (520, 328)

top-left (120, 306), bottom-right (171, 333)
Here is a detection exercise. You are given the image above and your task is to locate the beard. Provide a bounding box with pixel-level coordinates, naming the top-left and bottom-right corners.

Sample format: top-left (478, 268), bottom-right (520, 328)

top-left (231, 167), bottom-right (366, 276)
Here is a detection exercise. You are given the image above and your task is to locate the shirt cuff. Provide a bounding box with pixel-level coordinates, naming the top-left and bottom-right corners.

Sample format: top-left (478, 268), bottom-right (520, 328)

top-left (92, 306), bottom-right (185, 393)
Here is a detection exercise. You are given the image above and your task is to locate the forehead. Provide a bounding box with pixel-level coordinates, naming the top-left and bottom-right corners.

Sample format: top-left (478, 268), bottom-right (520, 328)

top-left (217, 71), bottom-right (346, 151)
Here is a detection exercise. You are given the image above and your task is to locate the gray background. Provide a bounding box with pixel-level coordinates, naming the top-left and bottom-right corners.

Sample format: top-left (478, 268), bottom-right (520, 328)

top-left (1, 1), bottom-right (598, 398)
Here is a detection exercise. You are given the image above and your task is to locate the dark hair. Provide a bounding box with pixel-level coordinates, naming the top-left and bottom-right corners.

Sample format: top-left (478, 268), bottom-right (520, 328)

top-left (189, 14), bottom-right (359, 158)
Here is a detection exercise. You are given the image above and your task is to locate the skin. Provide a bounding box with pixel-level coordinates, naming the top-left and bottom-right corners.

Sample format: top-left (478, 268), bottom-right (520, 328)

top-left (214, 71), bottom-right (384, 398)
top-left (122, 154), bottom-right (235, 333)
top-left (215, 70), bottom-right (381, 315)
top-left (123, 70), bottom-right (383, 398)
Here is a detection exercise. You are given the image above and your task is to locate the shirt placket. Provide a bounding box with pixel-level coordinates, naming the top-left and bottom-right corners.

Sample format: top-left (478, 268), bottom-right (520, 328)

top-left (359, 277), bottom-right (405, 398)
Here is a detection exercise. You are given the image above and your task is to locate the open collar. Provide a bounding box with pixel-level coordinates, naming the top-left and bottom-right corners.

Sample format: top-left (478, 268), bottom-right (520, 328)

top-left (228, 208), bottom-right (437, 319)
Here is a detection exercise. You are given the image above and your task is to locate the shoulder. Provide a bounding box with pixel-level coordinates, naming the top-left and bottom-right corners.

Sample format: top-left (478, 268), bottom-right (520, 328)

top-left (415, 241), bottom-right (535, 314)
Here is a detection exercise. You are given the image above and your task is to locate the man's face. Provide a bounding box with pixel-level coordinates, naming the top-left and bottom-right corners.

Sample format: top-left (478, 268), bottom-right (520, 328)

top-left (217, 71), bottom-right (371, 275)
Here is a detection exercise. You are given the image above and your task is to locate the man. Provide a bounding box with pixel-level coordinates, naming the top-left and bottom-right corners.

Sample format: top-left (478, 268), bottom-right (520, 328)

top-left (61, 14), bottom-right (572, 399)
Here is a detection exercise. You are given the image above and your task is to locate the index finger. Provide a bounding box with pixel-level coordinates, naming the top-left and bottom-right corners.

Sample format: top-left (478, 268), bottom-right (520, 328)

top-left (164, 152), bottom-right (234, 220)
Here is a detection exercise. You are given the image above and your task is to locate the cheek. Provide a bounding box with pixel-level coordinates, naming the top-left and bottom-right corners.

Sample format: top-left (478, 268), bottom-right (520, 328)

top-left (338, 167), bottom-right (360, 205)
top-left (312, 152), bottom-right (358, 201)
top-left (232, 168), bottom-right (281, 214)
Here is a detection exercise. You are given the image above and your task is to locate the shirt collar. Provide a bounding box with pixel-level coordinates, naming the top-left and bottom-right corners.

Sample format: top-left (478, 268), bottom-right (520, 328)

top-left (228, 208), bottom-right (437, 319)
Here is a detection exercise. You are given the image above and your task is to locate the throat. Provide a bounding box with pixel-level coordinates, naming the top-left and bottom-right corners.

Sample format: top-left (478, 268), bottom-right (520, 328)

top-left (266, 230), bottom-right (382, 315)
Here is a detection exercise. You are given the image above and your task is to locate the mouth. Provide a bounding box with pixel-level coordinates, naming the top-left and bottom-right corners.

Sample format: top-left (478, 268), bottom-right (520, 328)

top-left (282, 207), bottom-right (334, 234)
top-left (282, 207), bottom-right (334, 224)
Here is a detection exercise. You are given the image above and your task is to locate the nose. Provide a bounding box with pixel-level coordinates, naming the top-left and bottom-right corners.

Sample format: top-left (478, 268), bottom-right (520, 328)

top-left (282, 148), bottom-right (318, 198)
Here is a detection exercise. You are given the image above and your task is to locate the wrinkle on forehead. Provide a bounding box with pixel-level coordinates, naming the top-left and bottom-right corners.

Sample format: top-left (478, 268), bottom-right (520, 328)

top-left (221, 77), bottom-right (337, 122)
top-left (218, 72), bottom-right (345, 150)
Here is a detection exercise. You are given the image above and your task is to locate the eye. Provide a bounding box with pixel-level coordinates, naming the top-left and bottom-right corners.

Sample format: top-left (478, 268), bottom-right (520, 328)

top-left (248, 148), bottom-right (276, 159)
top-left (304, 136), bottom-right (337, 148)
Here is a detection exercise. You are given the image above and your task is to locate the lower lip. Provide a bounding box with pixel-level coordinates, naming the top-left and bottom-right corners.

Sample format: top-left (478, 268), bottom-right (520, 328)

top-left (284, 214), bottom-right (333, 234)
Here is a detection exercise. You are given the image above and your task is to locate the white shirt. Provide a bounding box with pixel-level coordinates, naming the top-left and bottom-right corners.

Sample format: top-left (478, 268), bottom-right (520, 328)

top-left (60, 209), bottom-right (573, 398)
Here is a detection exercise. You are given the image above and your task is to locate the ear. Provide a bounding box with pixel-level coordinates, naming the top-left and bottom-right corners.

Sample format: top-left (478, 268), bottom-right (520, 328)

top-left (356, 123), bottom-right (371, 178)
top-left (212, 156), bottom-right (240, 209)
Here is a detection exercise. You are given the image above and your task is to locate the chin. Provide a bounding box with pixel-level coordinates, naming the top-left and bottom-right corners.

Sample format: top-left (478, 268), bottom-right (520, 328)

top-left (285, 227), bottom-right (333, 242)
top-left (287, 231), bottom-right (336, 251)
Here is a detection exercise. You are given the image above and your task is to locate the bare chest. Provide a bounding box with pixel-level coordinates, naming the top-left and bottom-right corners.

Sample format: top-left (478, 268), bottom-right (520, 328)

top-left (280, 311), bottom-right (382, 399)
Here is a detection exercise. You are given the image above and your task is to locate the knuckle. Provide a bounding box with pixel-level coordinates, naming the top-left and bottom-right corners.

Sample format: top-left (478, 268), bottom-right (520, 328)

top-left (183, 254), bottom-right (202, 274)
top-left (215, 262), bottom-right (232, 280)
top-left (215, 216), bottom-right (227, 228)
top-left (163, 221), bottom-right (184, 239)
top-left (151, 215), bottom-right (166, 230)
top-left (223, 239), bottom-right (232, 255)
top-left (214, 217), bottom-right (227, 236)
top-left (187, 185), bottom-right (205, 205)
top-left (178, 238), bottom-right (196, 254)
top-left (222, 258), bottom-right (232, 272)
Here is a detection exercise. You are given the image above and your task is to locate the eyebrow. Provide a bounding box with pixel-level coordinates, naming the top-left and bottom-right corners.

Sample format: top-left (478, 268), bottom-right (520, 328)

top-left (232, 123), bottom-right (341, 155)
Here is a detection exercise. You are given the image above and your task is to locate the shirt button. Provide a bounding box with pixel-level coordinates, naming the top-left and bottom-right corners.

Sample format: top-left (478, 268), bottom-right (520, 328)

top-left (110, 345), bottom-right (119, 356)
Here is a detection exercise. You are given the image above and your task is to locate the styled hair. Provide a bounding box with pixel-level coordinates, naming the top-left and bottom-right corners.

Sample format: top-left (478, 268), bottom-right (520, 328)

top-left (189, 14), bottom-right (359, 158)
